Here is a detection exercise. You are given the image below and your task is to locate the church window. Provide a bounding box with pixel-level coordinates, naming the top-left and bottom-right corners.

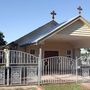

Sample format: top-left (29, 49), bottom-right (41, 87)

top-left (66, 50), bottom-right (72, 58)
top-left (30, 49), bottom-right (35, 55)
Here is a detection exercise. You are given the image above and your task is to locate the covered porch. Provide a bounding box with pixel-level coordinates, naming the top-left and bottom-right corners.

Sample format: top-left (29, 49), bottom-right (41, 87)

top-left (24, 35), bottom-right (90, 59)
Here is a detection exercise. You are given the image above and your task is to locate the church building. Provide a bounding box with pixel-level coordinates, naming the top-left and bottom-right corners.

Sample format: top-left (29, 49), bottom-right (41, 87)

top-left (1, 8), bottom-right (90, 85)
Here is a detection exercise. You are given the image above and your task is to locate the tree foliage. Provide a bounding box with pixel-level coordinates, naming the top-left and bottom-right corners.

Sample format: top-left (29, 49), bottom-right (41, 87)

top-left (0, 32), bottom-right (6, 46)
top-left (84, 48), bottom-right (90, 52)
top-left (86, 49), bottom-right (90, 53)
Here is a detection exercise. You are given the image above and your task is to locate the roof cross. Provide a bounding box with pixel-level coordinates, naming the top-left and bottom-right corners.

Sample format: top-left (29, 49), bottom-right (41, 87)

top-left (77, 6), bottom-right (83, 15)
top-left (50, 10), bottom-right (56, 20)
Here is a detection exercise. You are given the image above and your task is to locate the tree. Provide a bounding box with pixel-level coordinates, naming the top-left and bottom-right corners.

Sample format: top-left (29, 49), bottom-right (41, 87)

top-left (85, 48), bottom-right (90, 53)
top-left (0, 32), bottom-right (6, 46)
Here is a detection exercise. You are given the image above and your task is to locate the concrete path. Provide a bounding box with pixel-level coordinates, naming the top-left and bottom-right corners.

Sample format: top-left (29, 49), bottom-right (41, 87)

top-left (36, 86), bottom-right (44, 90)
top-left (81, 83), bottom-right (90, 90)
top-left (0, 85), bottom-right (44, 90)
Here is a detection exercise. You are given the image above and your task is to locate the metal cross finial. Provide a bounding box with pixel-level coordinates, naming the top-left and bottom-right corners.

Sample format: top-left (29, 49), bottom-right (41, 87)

top-left (51, 10), bottom-right (56, 20)
top-left (77, 6), bottom-right (83, 15)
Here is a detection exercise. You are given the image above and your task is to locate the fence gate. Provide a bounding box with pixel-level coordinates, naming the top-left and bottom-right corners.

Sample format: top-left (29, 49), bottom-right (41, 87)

top-left (0, 50), bottom-right (38, 86)
top-left (41, 56), bottom-right (76, 84)
top-left (77, 54), bottom-right (90, 83)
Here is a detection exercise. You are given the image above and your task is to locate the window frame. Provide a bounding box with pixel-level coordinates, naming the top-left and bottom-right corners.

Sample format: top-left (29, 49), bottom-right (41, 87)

top-left (30, 49), bottom-right (35, 55)
top-left (66, 50), bottom-right (72, 58)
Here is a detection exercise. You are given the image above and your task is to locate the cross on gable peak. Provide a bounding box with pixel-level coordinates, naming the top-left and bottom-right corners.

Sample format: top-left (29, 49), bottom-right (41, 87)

top-left (50, 10), bottom-right (56, 20)
top-left (77, 6), bottom-right (83, 15)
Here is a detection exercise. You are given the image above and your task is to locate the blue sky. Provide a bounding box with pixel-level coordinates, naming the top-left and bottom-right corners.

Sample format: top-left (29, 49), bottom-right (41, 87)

top-left (0, 0), bottom-right (90, 43)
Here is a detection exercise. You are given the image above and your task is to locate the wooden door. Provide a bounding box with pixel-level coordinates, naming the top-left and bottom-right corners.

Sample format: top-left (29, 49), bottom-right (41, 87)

top-left (44, 51), bottom-right (59, 58)
top-left (44, 51), bottom-right (59, 74)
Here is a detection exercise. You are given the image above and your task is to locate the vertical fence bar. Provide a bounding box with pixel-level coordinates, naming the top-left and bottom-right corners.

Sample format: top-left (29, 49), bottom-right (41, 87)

top-left (42, 59), bottom-right (43, 76)
top-left (38, 48), bottom-right (42, 85)
top-left (4, 49), bottom-right (10, 86)
top-left (76, 57), bottom-right (78, 84)
top-left (48, 59), bottom-right (49, 75)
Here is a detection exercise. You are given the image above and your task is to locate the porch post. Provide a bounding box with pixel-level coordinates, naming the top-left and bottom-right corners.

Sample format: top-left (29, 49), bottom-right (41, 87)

top-left (4, 49), bottom-right (10, 85)
top-left (38, 48), bottom-right (42, 85)
top-left (76, 57), bottom-right (78, 83)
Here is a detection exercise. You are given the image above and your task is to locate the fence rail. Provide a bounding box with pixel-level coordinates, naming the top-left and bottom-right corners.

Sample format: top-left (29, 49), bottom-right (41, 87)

top-left (42, 56), bottom-right (75, 75)
top-left (10, 50), bottom-right (38, 64)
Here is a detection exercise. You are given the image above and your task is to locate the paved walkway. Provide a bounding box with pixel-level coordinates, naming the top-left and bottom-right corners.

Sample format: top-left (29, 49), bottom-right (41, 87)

top-left (0, 85), bottom-right (44, 90)
top-left (81, 83), bottom-right (90, 90)
top-left (36, 86), bottom-right (44, 90)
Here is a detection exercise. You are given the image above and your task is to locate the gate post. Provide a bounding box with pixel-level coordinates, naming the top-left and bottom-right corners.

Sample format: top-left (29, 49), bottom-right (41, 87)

top-left (76, 57), bottom-right (78, 84)
top-left (4, 49), bottom-right (10, 86)
top-left (38, 48), bottom-right (42, 85)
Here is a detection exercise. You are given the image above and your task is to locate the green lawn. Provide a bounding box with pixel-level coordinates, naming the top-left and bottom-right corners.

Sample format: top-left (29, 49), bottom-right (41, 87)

top-left (43, 84), bottom-right (88, 90)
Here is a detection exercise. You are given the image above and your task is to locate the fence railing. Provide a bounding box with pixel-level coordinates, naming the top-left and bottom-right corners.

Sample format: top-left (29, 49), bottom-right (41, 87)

top-left (42, 56), bottom-right (75, 75)
top-left (0, 49), bottom-right (39, 86)
top-left (78, 56), bottom-right (90, 66)
top-left (10, 50), bottom-right (38, 64)
top-left (0, 49), bottom-right (90, 86)
top-left (0, 50), bottom-right (38, 65)
top-left (41, 56), bottom-right (76, 84)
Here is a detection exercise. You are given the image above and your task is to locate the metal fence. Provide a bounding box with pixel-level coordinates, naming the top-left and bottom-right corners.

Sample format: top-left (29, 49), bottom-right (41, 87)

top-left (41, 56), bottom-right (76, 84)
top-left (76, 54), bottom-right (90, 83)
top-left (0, 50), bottom-right (38, 86)
top-left (0, 49), bottom-right (90, 86)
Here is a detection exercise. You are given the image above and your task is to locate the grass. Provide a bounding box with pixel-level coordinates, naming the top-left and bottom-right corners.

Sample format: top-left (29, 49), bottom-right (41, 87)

top-left (43, 84), bottom-right (88, 90)
top-left (0, 84), bottom-right (88, 90)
